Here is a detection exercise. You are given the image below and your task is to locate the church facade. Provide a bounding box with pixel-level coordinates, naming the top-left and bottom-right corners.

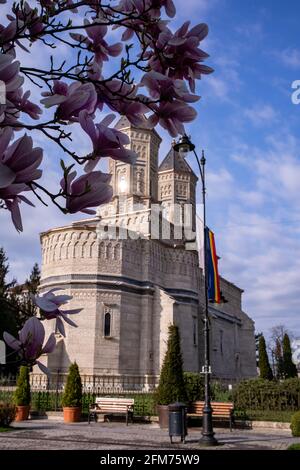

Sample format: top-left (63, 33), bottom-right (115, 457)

top-left (37, 118), bottom-right (257, 387)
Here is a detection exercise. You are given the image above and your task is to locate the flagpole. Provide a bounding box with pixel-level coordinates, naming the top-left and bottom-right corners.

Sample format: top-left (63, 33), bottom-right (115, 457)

top-left (174, 136), bottom-right (218, 446)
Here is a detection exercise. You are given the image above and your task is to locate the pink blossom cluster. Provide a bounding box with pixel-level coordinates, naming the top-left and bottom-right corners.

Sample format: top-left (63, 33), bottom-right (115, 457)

top-left (1, 1), bottom-right (213, 373)
top-left (0, 1), bottom-right (212, 232)
top-left (4, 289), bottom-right (81, 374)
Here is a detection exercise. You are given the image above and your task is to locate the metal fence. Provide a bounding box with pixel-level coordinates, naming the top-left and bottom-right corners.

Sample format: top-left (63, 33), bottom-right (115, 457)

top-left (30, 373), bottom-right (159, 394)
top-left (0, 373), bottom-right (158, 415)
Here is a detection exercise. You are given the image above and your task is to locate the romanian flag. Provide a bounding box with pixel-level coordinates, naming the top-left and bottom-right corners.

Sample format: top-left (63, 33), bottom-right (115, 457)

top-left (205, 227), bottom-right (221, 303)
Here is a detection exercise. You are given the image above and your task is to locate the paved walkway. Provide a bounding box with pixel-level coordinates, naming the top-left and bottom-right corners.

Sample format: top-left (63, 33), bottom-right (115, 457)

top-left (0, 421), bottom-right (299, 450)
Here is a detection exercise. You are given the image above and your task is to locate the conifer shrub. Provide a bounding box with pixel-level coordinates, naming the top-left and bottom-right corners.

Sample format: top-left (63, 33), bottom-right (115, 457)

top-left (282, 334), bottom-right (298, 379)
top-left (62, 362), bottom-right (82, 408)
top-left (155, 324), bottom-right (187, 405)
top-left (290, 411), bottom-right (300, 437)
top-left (258, 335), bottom-right (273, 380)
top-left (14, 366), bottom-right (30, 406)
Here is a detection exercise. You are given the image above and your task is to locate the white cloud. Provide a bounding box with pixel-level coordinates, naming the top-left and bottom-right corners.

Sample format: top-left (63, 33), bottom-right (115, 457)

top-left (276, 48), bottom-right (300, 69)
top-left (244, 104), bottom-right (279, 126)
top-left (212, 132), bottom-right (300, 335)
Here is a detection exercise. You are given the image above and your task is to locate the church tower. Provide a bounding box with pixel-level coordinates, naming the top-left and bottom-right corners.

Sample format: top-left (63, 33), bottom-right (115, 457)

top-left (108, 117), bottom-right (162, 214)
top-left (158, 143), bottom-right (198, 233)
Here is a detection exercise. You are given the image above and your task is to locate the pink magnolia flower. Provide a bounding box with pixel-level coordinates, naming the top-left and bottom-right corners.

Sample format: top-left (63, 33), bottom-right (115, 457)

top-left (79, 110), bottom-right (137, 172)
top-left (3, 317), bottom-right (56, 375)
top-left (7, 2), bottom-right (44, 38)
top-left (0, 128), bottom-right (42, 231)
top-left (0, 52), bottom-right (23, 95)
top-left (0, 20), bottom-right (17, 44)
top-left (149, 21), bottom-right (213, 92)
top-left (41, 81), bottom-right (97, 121)
top-left (8, 88), bottom-right (42, 120)
top-left (70, 20), bottom-right (122, 67)
top-left (141, 71), bottom-right (200, 103)
top-left (33, 288), bottom-right (82, 337)
top-left (98, 79), bottom-right (150, 126)
top-left (147, 100), bottom-right (197, 137)
top-left (0, 52), bottom-right (40, 124)
top-left (61, 169), bottom-right (113, 214)
top-left (116, 0), bottom-right (175, 17)
top-left (41, 0), bottom-right (76, 8)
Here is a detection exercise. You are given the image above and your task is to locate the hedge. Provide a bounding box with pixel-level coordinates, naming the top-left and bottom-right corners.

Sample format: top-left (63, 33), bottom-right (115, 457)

top-left (233, 378), bottom-right (300, 411)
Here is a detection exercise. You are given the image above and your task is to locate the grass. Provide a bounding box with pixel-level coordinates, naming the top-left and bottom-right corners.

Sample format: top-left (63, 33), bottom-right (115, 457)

top-left (235, 409), bottom-right (294, 423)
top-left (0, 426), bottom-right (16, 433)
top-left (287, 444), bottom-right (300, 450)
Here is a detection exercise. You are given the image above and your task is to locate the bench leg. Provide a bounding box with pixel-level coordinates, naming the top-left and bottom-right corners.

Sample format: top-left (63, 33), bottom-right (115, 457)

top-left (126, 412), bottom-right (128, 426)
top-left (88, 412), bottom-right (90, 424)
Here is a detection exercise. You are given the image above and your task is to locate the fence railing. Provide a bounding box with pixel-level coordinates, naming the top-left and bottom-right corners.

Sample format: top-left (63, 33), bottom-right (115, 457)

top-left (29, 373), bottom-right (159, 394)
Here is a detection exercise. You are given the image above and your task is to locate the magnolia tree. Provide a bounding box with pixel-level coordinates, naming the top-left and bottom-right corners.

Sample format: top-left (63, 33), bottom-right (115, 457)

top-left (0, 0), bottom-right (212, 373)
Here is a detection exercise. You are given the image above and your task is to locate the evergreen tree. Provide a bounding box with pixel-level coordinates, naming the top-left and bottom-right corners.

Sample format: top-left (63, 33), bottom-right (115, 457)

top-left (62, 362), bottom-right (83, 408)
top-left (274, 338), bottom-right (284, 380)
top-left (16, 263), bottom-right (41, 329)
top-left (155, 324), bottom-right (187, 405)
top-left (0, 247), bottom-right (18, 375)
top-left (282, 334), bottom-right (298, 379)
top-left (258, 335), bottom-right (273, 380)
top-left (14, 366), bottom-right (31, 406)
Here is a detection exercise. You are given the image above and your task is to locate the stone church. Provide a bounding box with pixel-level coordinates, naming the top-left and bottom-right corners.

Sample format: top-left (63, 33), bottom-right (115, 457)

top-left (37, 118), bottom-right (257, 388)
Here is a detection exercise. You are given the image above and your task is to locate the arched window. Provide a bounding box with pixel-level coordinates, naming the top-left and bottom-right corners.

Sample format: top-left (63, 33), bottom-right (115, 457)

top-left (104, 311), bottom-right (111, 337)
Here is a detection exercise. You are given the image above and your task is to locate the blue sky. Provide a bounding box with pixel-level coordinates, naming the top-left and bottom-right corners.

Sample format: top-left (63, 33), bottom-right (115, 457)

top-left (1, 0), bottom-right (300, 338)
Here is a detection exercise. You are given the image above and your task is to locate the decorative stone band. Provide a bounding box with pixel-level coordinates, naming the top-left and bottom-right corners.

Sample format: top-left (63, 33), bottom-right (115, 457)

top-left (39, 273), bottom-right (200, 304)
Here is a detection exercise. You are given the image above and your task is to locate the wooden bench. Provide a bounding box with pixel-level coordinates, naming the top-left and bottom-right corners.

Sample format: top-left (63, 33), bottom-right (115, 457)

top-left (188, 401), bottom-right (234, 431)
top-left (88, 397), bottom-right (134, 425)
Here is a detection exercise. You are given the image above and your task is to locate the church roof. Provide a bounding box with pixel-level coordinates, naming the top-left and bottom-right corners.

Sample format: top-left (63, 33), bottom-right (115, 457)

top-left (159, 146), bottom-right (197, 177)
top-left (115, 117), bottom-right (161, 141)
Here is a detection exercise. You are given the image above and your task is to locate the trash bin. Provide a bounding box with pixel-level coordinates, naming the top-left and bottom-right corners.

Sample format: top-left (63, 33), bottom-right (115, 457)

top-left (168, 402), bottom-right (187, 443)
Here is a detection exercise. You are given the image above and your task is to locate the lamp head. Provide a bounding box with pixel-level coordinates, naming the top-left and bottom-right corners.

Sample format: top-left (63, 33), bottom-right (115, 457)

top-left (173, 134), bottom-right (195, 157)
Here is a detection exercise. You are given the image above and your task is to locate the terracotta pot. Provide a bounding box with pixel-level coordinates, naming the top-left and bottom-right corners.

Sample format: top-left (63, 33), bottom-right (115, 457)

top-left (157, 404), bottom-right (169, 429)
top-left (63, 407), bottom-right (81, 423)
top-left (15, 405), bottom-right (30, 422)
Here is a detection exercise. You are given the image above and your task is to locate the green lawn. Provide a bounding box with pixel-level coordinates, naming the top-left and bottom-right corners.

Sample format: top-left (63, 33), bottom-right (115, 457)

top-left (0, 426), bottom-right (16, 433)
top-left (235, 409), bottom-right (294, 423)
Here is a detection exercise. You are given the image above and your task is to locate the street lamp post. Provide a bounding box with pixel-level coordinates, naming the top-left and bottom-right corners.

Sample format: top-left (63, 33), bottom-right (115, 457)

top-left (174, 135), bottom-right (218, 446)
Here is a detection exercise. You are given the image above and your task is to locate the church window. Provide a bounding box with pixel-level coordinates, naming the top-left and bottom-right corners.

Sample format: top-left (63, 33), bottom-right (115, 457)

top-left (119, 173), bottom-right (127, 193)
top-left (220, 330), bottom-right (223, 355)
top-left (104, 310), bottom-right (112, 337)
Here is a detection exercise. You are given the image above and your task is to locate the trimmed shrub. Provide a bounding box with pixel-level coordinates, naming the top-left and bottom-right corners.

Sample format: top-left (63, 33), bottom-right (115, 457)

top-left (155, 324), bottom-right (187, 405)
top-left (14, 366), bottom-right (30, 406)
top-left (62, 362), bottom-right (82, 408)
top-left (258, 335), bottom-right (273, 380)
top-left (233, 377), bottom-right (300, 411)
top-left (282, 334), bottom-right (298, 379)
top-left (290, 411), bottom-right (300, 437)
top-left (184, 373), bottom-right (204, 402)
top-left (0, 402), bottom-right (16, 427)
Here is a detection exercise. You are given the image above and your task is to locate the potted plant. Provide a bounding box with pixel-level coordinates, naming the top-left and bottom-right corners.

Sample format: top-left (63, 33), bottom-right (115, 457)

top-left (155, 324), bottom-right (187, 428)
top-left (62, 362), bottom-right (82, 423)
top-left (14, 366), bottom-right (31, 421)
